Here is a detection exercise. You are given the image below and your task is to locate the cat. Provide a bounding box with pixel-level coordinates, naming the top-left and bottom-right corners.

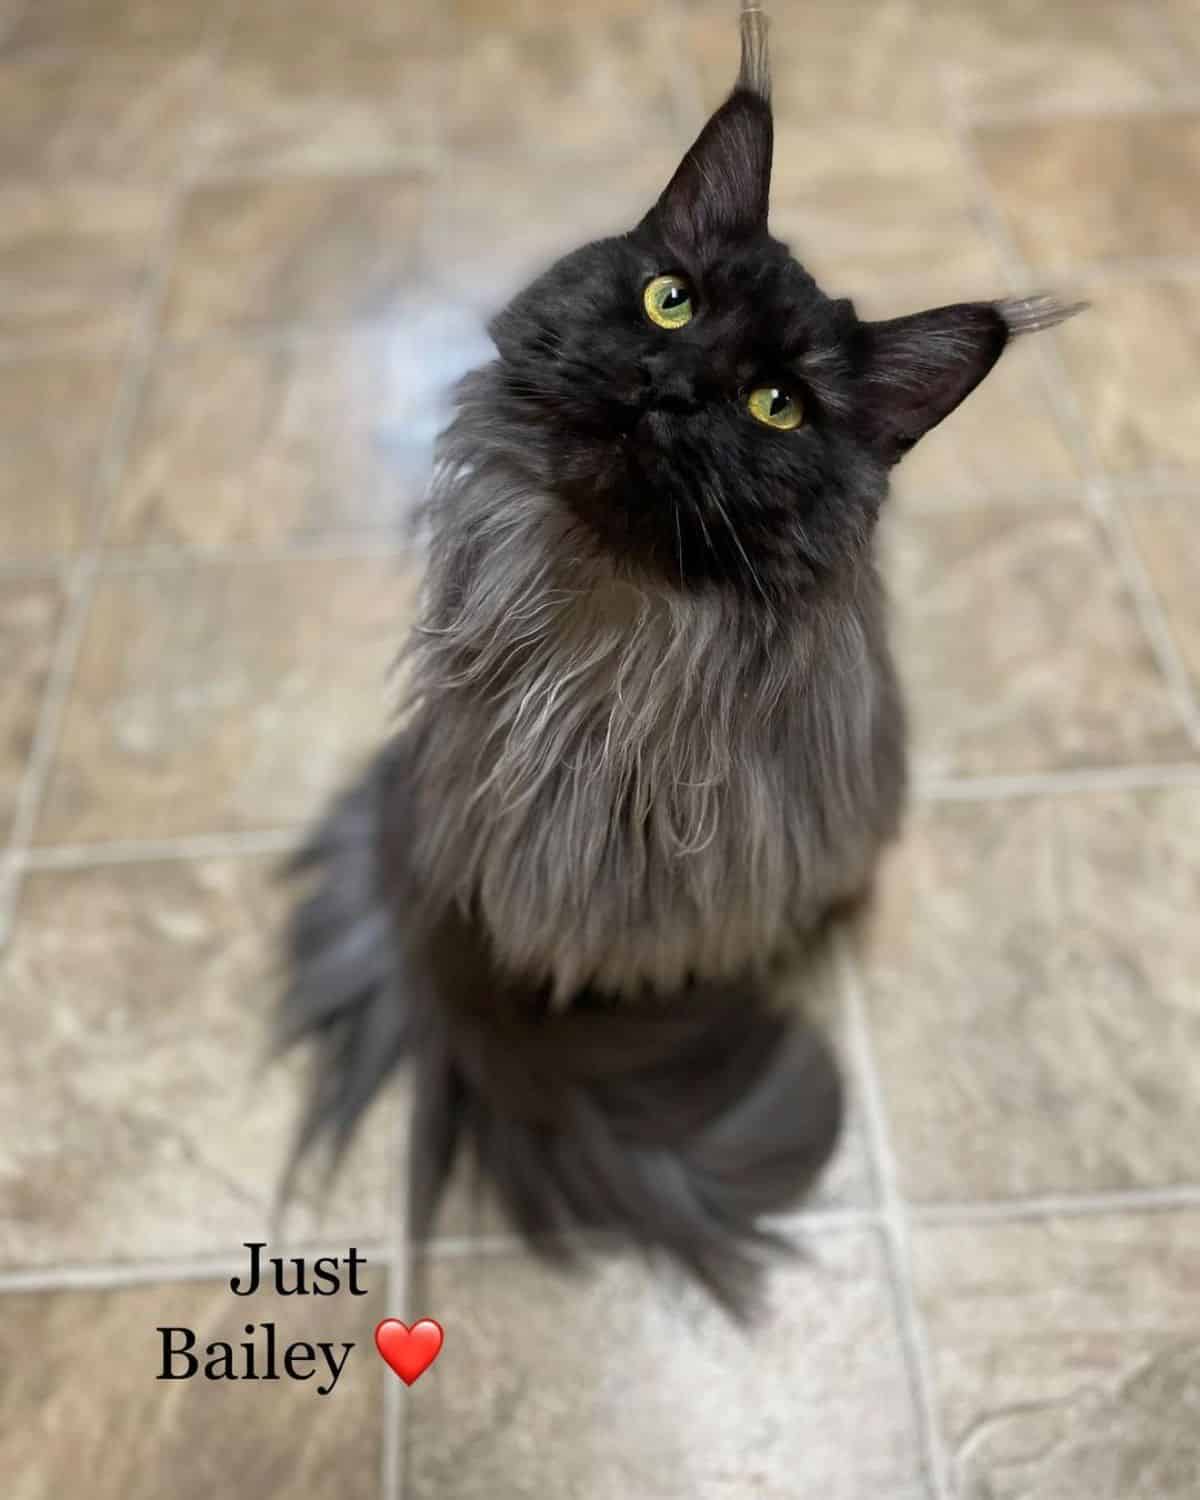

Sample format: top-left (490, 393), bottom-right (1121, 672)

top-left (278, 1), bottom-right (1081, 1316)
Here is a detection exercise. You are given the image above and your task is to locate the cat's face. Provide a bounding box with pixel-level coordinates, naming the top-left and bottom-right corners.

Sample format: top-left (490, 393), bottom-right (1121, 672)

top-left (485, 78), bottom-right (1035, 603)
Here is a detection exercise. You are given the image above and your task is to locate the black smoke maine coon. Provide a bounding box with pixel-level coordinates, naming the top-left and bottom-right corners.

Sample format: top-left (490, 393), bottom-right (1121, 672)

top-left (277, 1), bottom-right (1081, 1316)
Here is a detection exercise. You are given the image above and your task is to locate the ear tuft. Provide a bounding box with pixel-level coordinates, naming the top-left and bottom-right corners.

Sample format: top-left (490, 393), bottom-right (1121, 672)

top-left (738, 1), bottom-right (771, 100)
top-left (997, 292), bottom-right (1089, 337)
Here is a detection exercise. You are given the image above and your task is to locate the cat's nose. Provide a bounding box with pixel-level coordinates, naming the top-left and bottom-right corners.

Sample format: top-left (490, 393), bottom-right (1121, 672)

top-left (652, 368), bottom-right (708, 414)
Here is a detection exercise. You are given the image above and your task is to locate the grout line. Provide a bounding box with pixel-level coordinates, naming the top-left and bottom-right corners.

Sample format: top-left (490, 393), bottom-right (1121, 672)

top-left (764, 1205), bottom-right (885, 1237)
top-left (835, 927), bottom-right (952, 1500)
top-left (0, 1239), bottom-right (391, 1296)
top-left (1112, 469), bottom-right (1200, 499)
top-left (97, 535), bottom-right (416, 570)
top-left (0, 555), bottom-right (91, 948)
top-left (191, 151), bottom-right (442, 191)
top-left (18, 827), bottom-right (304, 870)
top-left (947, 86), bottom-right (1200, 754)
top-left (894, 482), bottom-right (1088, 512)
top-left (915, 762), bottom-right (1200, 802)
top-left (108, 315), bottom-right (467, 356)
top-left (384, 1089), bottom-right (411, 1500)
top-left (0, 315), bottom-right (439, 364)
top-left (0, 556), bottom-right (73, 581)
top-left (912, 1184), bottom-right (1200, 1227)
top-left (417, 1232), bottom-right (559, 1261)
top-left (0, 338), bottom-right (122, 364)
top-left (1042, 254), bottom-right (1200, 286)
top-left (0, 0), bottom-right (29, 47)
top-left (1139, 0), bottom-right (1200, 84)
top-left (0, 855), bottom-right (14, 943)
top-left (962, 89), bottom-right (1200, 131)
top-left (420, 1204), bottom-right (882, 1263)
top-left (1088, 478), bottom-right (1200, 748)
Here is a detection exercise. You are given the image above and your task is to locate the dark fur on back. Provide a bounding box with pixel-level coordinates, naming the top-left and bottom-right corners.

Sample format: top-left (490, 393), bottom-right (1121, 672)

top-left (278, 4), bottom-right (1082, 1315)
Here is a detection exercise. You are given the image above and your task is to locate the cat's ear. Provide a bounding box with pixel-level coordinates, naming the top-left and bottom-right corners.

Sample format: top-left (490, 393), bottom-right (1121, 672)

top-left (643, 89), bottom-right (772, 247)
top-left (641, 7), bottom-right (772, 247)
top-left (856, 295), bottom-right (1085, 464)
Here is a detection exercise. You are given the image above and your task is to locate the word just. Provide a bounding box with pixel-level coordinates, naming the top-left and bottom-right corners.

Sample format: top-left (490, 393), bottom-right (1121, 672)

top-left (157, 1242), bottom-right (369, 1397)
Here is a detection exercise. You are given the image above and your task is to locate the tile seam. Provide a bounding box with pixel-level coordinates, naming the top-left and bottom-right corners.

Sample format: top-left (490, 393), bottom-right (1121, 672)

top-left (0, 1238), bottom-right (392, 1294)
top-left (835, 927), bottom-right (952, 1500)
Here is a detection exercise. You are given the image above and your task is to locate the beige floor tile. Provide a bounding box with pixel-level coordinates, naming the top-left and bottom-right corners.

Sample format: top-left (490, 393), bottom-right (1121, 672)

top-left (233, 0), bottom-right (446, 43)
top-left (197, 36), bottom-right (442, 178)
top-left (0, 856), bottom-right (396, 1266)
top-left (163, 174), bottom-right (430, 338)
top-left (428, 149), bottom-right (669, 309)
top-left (770, 123), bottom-right (1000, 292)
top-left (0, 184), bottom-right (162, 352)
top-left (0, 52), bottom-right (205, 181)
top-left (0, 578), bottom-right (62, 846)
top-left (405, 1231), bottom-right (928, 1500)
top-left (885, 503), bottom-right (1191, 776)
top-left (1162, 0), bottom-right (1200, 69)
top-left (36, 557), bottom-right (418, 844)
top-left (0, 354), bottom-right (121, 559)
top-left (1055, 277), bottom-right (1200, 478)
top-left (913, 1212), bottom-right (1200, 1499)
top-left (0, 1276), bottom-right (385, 1500)
top-left (6, 0), bottom-right (209, 48)
top-left (681, 0), bottom-right (944, 126)
top-left (975, 113), bottom-right (1200, 271)
top-left (111, 315), bottom-right (489, 548)
top-left (1124, 489), bottom-right (1200, 700)
top-left (858, 790), bottom-right (1200, 1202)
top-left (442, 13), bottom-right (679, 155)
top-left (931, 0), bottom-right (1186, 117)
top-left (452, 0), bottom-right (649, 21)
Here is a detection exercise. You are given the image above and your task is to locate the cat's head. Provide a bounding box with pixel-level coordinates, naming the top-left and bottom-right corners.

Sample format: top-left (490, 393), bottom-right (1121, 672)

top-left (486, 8), bottom-right (1080, 603)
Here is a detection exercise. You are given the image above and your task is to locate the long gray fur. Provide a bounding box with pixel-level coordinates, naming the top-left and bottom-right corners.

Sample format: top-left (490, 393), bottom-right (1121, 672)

top-left (404, 365), bottom-right (907, 1001)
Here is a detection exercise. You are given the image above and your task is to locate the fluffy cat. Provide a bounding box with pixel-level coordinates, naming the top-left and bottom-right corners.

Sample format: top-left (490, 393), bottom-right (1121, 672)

top-left (279, 2), bottom-right (1080, 1315)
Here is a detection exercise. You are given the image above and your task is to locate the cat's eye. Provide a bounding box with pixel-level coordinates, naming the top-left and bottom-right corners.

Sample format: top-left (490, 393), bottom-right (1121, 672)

top-left (747, 386), bottom-right (803, 431)
top-left (643, 274), bottom-right (694, 330)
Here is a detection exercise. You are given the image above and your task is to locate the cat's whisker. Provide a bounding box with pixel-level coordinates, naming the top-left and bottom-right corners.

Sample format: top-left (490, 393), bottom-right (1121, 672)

top-left (708, 488), bottom-right (771, 606)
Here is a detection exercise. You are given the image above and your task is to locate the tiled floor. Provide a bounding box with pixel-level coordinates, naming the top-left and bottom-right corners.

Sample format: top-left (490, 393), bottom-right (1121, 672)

top-left (2, 1), bottom-right (1199, 1497)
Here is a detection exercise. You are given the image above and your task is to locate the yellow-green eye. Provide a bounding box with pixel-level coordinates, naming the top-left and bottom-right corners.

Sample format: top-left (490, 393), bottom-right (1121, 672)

top-left (643, 274), bottom-right (694, 330)
top-left (747, 386), bottom-right (803, 431)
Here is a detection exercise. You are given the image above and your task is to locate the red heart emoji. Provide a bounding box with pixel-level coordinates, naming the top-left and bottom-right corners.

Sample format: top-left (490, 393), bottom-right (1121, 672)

top-left (374, 1318), bottom-right (444, 1385)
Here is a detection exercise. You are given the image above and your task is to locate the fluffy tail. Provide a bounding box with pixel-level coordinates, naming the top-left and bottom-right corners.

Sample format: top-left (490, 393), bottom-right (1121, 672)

top-left (278, 740), bottom-right (844, 1318)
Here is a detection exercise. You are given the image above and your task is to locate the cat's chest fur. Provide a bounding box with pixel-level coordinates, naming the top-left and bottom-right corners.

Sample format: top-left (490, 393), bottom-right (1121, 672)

top-left (406, 474), bottom-right (906, 999)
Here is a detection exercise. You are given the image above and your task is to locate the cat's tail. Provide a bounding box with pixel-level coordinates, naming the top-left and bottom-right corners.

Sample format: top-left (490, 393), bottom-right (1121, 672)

top-left (277, 740), bottom-right (843, 1319)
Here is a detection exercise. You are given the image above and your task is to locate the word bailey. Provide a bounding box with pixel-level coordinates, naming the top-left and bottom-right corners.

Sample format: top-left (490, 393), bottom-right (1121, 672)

top-left (157, 1242), bottom-right (368, 1397)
